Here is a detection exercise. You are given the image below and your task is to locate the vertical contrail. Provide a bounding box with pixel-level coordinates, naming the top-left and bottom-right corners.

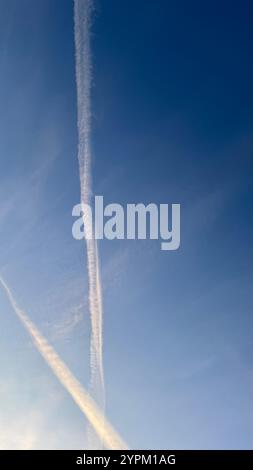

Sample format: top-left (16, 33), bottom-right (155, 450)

top-left (0, 277), bottom-right (127, 450)
top-left (73, 0), bottom-right (105, 446)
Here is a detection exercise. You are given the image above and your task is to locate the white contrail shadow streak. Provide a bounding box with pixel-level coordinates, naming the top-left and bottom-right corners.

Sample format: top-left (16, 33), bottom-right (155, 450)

top-left (0, 277), bottom-right (128, 450)
top-left (74, 0), bottom-right (105, 427)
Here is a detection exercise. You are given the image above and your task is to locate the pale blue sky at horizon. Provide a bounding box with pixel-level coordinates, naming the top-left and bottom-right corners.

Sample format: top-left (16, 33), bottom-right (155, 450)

top-left (0, 0), bottom-right (253, 449)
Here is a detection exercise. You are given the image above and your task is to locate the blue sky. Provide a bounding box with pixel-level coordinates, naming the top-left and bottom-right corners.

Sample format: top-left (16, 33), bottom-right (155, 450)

top-left (0, 0), bottom-right (253, 449)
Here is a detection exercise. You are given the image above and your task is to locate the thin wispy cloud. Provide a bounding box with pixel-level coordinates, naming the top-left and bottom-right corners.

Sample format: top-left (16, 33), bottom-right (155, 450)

top-left (74, 0), bottom-right (105, 448)
top-left (0, 276), bottom-right (128, 450)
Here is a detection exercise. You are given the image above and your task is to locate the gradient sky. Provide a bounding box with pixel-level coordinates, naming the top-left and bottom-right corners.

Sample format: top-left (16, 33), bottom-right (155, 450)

top-left (0, 0), bottom-right (253, 449)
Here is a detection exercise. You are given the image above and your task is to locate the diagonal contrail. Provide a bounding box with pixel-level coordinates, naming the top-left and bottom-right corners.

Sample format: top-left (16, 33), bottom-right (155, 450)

top-left (73, 0), bottom-right (105, 437)
top-left (0, 277), bottom-right (128, 450)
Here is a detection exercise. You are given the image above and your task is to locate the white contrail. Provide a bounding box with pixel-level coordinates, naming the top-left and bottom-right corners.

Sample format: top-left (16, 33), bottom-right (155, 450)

top-left (74, 0), bottom-right (105, 428)
top-left (0, 277), bottom-right (128, 450)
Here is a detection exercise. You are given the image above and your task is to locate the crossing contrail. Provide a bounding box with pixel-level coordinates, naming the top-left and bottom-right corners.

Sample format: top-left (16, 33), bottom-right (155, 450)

top-left (73, 0), bottom-right (105, 426)
top-left (0, 276), bottom-right (128, 450)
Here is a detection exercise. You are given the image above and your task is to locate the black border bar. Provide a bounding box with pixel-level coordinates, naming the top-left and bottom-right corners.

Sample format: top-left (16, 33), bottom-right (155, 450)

top-left (0, 450), bottom-right (253, 467)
